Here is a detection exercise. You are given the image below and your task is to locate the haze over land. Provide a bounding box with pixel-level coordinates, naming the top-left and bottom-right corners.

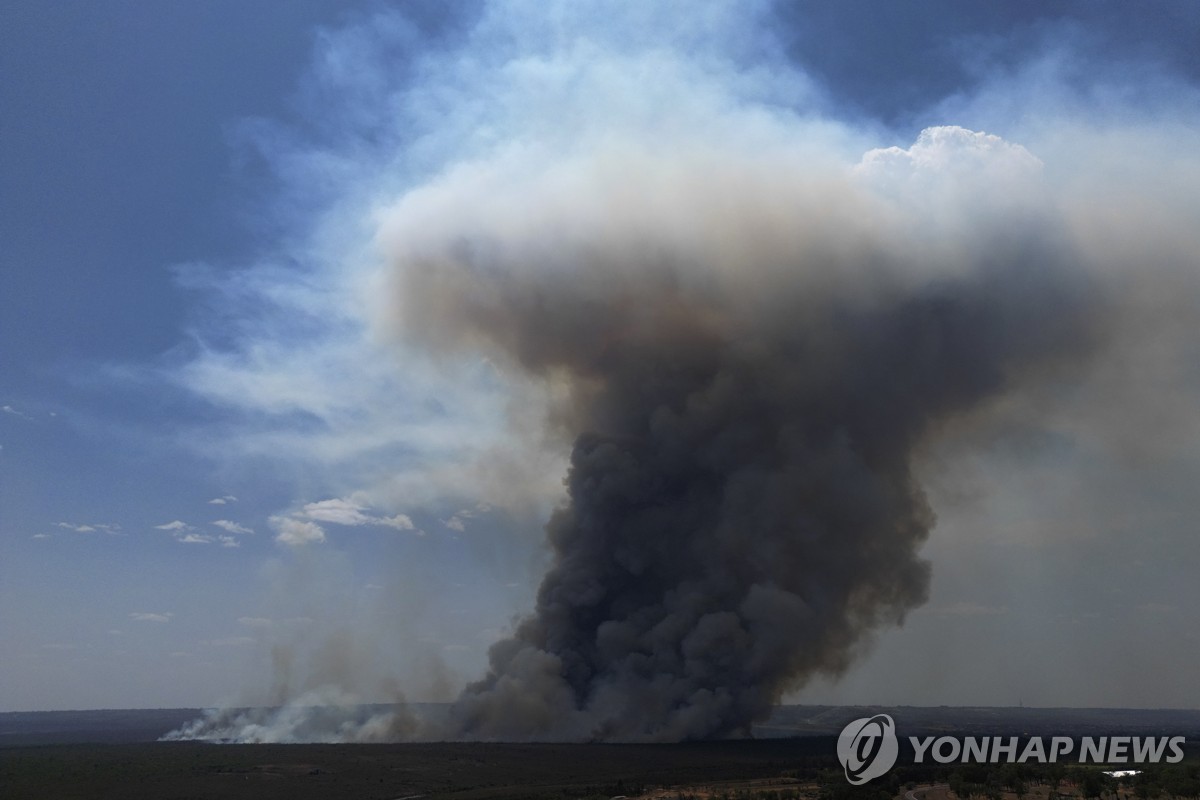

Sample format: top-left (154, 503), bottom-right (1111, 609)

top-left (2, 1), bottom-right (1199, 739)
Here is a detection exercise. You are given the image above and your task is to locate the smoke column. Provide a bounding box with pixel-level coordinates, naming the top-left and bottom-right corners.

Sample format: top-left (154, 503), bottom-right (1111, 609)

top-left (379, 128), bottom-right (1102, 741)
top-left (164, 1), bottom-right (1200, 743)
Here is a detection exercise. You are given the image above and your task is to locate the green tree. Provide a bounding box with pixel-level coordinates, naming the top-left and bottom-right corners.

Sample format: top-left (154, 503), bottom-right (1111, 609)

top-left (1047, 762), bottom-right (1067, 793)
top-left (1079, 770), bottom-right (1105, 800)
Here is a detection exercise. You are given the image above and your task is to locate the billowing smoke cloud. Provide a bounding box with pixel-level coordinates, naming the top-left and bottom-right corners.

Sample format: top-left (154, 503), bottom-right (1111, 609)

top-left (166, 1), bottom-right (1200, 742)
top-left (375, 125), bottom-right (1103, 740)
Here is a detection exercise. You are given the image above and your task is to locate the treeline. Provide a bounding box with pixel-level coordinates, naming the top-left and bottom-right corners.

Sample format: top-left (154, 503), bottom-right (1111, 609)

top-left (1123, 765), bottom-right (1200, 800)
top-left (942, 761), bottom-right (1200, 800)
top-left (809, 760), bottom-right (1200, 800)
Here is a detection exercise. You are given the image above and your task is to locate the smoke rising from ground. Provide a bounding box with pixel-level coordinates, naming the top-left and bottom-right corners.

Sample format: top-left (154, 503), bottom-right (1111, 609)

top-left (376, 128), bottom-right (1104, 740)
top-left (165, 1), bottom-right (1200, 742)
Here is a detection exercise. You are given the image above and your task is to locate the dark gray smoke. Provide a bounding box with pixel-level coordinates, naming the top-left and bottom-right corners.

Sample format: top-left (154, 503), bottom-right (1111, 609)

top-left (381, 138), bottom-right (1104, 740)
top-left (165, 1), bottom-right (1200, 744)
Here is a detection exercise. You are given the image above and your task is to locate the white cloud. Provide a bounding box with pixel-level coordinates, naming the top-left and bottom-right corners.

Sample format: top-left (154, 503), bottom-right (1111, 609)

top-left (380, 513), bottom-right (416, 530)
top-left (217, 535), bottom-right (240, 548)
top-left (212, 519), bottom-right (253, 535)
top-left (177, 533), bottom-right (213, 544)
top-left (297, 498), bottom-right (421, 533)
top-left (155, 520), bottom-right (192, 532)
top-left (31, 533), bottom-right (51, 539)
top-left (857, 126), bottom-right (1042, 182)
top-left (55, 521), bottom-right (121, 535)
top-left (208, 495), bottom-right (238, 505)
top-left (2, 404), bottom-right (32, 420)
top-left (270, 515), bottom-right (326, 546)
top-left (129, 612), bottom-right (173, 623)
top-left (301, 498), bottom-right (374, 526)
top-left (440, 504), bottom-right (489, 532)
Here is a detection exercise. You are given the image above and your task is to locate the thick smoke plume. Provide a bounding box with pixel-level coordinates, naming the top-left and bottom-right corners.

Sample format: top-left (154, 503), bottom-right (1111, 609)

top-left (378, 133), bottom-right (1102, 740)
top-left (165, 1), bottom-right (1200, 743)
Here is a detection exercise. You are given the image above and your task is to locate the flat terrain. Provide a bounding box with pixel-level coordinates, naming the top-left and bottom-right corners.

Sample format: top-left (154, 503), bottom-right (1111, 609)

top-left (4, 707), bottom-right (1198, 799)
top-left (8, 705), bottom-right (1200, 747)
top-left (0, 738), bottom-right (833, 800)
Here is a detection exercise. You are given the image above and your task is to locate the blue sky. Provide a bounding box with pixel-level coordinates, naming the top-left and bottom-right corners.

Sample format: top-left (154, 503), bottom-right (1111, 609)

top-left (2, 1), bottom-right (1200, 714)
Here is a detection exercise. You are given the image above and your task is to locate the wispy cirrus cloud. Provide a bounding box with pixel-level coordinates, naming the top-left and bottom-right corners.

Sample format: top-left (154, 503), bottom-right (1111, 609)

top-left (2, 404), bottom-right (33, 420)
top-left (56, 521), bottom-right (121, 534)
top-left (211, 520), bottom-right (253, 535)
top-left (154, 520), bottom-right (245, 546)
top-left (299, 498), bottom-right (417, 531)
top-left (129, 612), bottom-right (173, 623)
top-left (208, 495), bottom-right (238, 505)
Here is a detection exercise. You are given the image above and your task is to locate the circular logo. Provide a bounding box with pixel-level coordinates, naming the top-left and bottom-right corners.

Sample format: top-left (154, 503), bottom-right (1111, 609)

top-left (837, 714), bottom-right (899, 785)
